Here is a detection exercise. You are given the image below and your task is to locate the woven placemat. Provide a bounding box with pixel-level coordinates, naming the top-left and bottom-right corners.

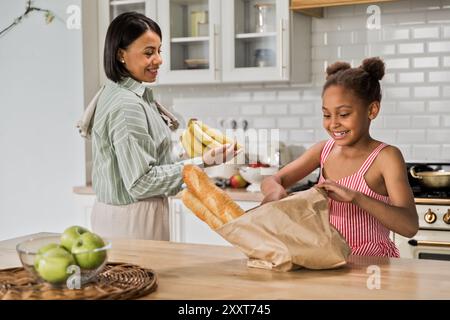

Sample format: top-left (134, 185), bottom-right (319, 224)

top-left (0, 262), bottom-right (157, 300)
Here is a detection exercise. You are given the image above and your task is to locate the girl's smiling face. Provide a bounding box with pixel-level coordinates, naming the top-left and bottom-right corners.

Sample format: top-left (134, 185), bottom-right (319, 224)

top-left (322, 85), bottom-right (379, 146)
top-left (118, 29), bottom-right (162, 83)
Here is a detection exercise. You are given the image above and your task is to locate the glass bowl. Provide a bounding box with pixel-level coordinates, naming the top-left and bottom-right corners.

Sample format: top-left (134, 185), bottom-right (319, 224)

top-left (16, 234), bottom-right (111, 288)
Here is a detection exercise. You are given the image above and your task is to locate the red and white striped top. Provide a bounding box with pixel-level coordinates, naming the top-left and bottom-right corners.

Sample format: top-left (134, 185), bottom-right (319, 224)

top-left (318, 139), bottom-right (400, 257)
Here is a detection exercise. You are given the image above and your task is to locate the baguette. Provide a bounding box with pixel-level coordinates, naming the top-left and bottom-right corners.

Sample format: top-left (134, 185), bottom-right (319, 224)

top-left (181, 189), bottom-right (224, 229)
top-left (182, 165), bottom-right (245, 224)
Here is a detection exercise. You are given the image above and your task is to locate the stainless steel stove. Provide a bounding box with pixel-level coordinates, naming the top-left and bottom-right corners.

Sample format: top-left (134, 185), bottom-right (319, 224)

top-left (395, 162), bottom-right (450, 261)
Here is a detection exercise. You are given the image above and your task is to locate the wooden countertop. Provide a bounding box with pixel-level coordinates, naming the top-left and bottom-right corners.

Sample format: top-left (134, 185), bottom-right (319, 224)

top-left (73, 185), bottom-right (264, 202)
top-left (1, 233), bottom-right (450, 299)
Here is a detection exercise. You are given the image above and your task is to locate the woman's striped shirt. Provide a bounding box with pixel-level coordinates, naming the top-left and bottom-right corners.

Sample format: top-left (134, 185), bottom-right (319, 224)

top-left (91, 77), bottom-right (186, 205)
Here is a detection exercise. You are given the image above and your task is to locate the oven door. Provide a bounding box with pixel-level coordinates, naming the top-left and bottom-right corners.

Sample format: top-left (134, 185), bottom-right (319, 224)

top-left (395, 230), bottom-right (450, 261)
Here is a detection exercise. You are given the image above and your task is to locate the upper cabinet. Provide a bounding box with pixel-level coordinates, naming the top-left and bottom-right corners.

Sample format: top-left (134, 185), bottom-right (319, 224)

top-left (290, 0), bottom-right (398, 10)
top-left (98, 0), bottom-right (311, 85)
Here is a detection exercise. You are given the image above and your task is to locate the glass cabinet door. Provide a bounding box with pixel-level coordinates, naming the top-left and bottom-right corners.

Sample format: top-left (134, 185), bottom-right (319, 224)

top-left (157, 0), bottom-right (221, 84)
top-left (221, 0), bottom-right (289, 82)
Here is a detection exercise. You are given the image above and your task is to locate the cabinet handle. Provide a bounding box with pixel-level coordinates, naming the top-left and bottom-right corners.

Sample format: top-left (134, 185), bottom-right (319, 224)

top-left (408, 239), bottom-right (450, 248)
top-left (278, 18), bottom-right (286, 79)
top-left (212, 24), bottom-right (219, 81)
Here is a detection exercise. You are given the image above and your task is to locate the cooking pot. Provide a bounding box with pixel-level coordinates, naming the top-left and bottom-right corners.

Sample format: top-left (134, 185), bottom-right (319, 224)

top-left (410, 165), bottom-right (450, 189)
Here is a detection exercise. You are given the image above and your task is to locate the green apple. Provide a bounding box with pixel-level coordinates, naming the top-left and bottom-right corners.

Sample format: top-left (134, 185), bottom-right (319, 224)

top-left (34, 243), bottom-right (62, 270)
top-left (60, 225), bottom-right (89, 251)
top-left (36, 247), bottom-right (76, 284)
top-left (71, 232), bottom-right (107, 269)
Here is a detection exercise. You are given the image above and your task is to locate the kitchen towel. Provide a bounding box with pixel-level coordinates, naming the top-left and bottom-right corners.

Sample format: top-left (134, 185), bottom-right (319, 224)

top-left (216, 187), bottom-right (351, 271)
top-left (76, 87), bottom-right (179, 139)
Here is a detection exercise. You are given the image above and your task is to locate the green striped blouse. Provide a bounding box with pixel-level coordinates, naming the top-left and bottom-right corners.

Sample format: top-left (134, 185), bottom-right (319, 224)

top-left (92, 77), bottom-right (196, 205)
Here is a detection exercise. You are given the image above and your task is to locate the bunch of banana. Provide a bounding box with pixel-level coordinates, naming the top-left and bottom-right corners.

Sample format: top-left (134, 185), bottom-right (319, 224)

top-left (180, 119), bottom-right (241, 158)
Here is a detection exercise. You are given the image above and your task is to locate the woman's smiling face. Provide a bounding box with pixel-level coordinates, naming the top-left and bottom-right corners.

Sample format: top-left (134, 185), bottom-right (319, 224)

top-left (118, 29), bottom-right (162, 83)
top-left (322, 85), bottom-right (375, 146)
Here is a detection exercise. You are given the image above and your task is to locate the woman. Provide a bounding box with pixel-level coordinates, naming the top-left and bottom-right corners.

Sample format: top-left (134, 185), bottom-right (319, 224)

top-left (90, 12), bottom-right (238, 240)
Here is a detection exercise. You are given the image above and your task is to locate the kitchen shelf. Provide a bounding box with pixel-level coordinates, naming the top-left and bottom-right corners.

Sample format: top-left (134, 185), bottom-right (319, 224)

top-left (235, 32), bottom-right (277, 39)
top-left (110, 0), bottom-right (145, 6)
top-left (171, 36), bottom-right (209, 43)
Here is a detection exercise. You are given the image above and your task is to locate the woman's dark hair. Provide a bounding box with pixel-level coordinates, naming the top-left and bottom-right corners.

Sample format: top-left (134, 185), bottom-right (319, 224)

top-left (104, 12), bottom-right (162, 82)
top-left (322, 57), bottom-right (385, 106)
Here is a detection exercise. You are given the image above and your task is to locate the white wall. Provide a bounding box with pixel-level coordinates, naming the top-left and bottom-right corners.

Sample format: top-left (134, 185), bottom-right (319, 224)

top-left (0, 0), bottom-right (85, 240)
top-left (155, 0), bottom-right (450, 162)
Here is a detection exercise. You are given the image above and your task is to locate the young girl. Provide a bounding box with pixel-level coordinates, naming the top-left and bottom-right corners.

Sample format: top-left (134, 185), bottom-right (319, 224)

top-left (261, 57), bottom-right (418, 257)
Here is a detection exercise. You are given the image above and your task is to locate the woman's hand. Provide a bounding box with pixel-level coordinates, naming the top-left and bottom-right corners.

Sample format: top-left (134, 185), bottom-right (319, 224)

top-left (316, 179), bottom-right (358, 203)
top-left (261, 186), bottom-right (288, 205)
top-left (202, 142), bottom-right (241, 166)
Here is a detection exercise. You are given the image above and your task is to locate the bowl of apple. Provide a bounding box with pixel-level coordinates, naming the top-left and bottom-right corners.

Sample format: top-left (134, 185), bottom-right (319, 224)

top-left (16, 226), bottom-right (111, 288)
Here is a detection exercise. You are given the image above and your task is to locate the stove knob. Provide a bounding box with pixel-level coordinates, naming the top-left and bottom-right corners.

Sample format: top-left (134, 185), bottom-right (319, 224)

top-left (443, 210), bottom-right (450, 225)
top-left (424, 209), bottom-right (437, 224)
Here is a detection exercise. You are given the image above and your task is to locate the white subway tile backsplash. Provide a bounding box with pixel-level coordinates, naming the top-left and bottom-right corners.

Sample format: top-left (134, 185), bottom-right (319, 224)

top-left (443, 87), bottom-right (450, 97)
top-left (383, 28), bottom-right (410, 41)
top-left (398, 72), bottom-right (425, 83)
top-left (289, 103), bottom-right (315, 115)
top-left (278, 117), bottom-right (301, 128)
top-left (341, 45), bottom-right (367, 59)
top-left (265, 104), bottom-right (288, 115)
top-left (397, 101), bottom-right (426, 113)
top-left (368, 44), bottom-right (396, 56)
top-left (397, 144), bottom-right (412, 160)
top-left (429, 71), bottom-right (450, 82)
top-left (414, 86), bottom-right (440, 97)
top-left (398, 43), bottom-right (425, 54)
top-left (325, 31), bottom-right (353, 45)
top-left (312, 46), bottom-right (339, 60)
top-left (253, 91), bottom-right (277, 101)
top-left (426, 10), bottom-right (450, 23)
top-left (229, 91), bottom-right (252, 101)
top-left (427, 130), bottom-right (450, 142)
top-left (443, 56), bottom-right (450, 67)
top-left (411, 115), bottom-right (441, 127)
top-left (385, 87), bottom-right (411, 98)
top-left (302, 117), bottom-right (321, 128)
top-left (442, 145), bottom-right (450, 160)
top-left (428, 100), bottom-right (450, 112)
top-left (413, 26), bottom-right (440, 38)
top-left (443, 25), bottom-right (450, 38)
top-left (413, 56), bottom-right (439, 68)
top-left (253, 118), bottom-right (276, 129)
top-left (385, 115), bottom-right (411, 128)
top-left (289, 130), bottom-right (316, 142)
top-left (382, 73), bottom-right (396, 84)
top-left (396, 12), bottom-right (428, 26)
top-left (397, 129), bottom-right (427, 143)
top-left (382, 1), bottom-right (411, 13)
top-left (241, 104), bottom-right (263, 115)
top-left (277, 90), bottom-right (301, 101)
top-left (412, 145), bottom-right (441, 160)
top-left (385, 58), bottom-right (410, 69)
top-left (442, 115), bottom-right (450, 127)
top-left (428, 41), bottom-right (450, 52)
top-left (411, 0), bottom-right (441, 11)
top-left (371, 129), bottom-right (397, 144)
top-left (326, 5), bottom-right (355, 17)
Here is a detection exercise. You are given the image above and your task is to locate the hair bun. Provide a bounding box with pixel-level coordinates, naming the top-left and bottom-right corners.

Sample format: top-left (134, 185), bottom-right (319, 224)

top-left (326, 61), bottom-right (351, 79)
top-left (361, 57), bottom-right (385, 81)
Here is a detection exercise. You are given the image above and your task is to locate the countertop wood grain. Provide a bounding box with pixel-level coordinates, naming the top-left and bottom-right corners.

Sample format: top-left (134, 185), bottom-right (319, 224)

top-left (1, 233), bottom-right (449, 299)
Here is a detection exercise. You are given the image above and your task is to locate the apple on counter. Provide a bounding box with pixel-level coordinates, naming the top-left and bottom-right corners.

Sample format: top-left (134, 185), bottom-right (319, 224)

top-left (61, 225), bottom-right (89, 251)
top-left (72, 232), bottom-right (107, 269)
top-left (35, 247), bottom-right (76, 284)
top-left (229, 174), bottom-right (248, 188)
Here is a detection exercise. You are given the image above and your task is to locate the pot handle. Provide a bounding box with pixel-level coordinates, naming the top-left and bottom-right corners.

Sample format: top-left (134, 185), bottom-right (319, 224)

top-left (409, 166), bottom-right (422, 179)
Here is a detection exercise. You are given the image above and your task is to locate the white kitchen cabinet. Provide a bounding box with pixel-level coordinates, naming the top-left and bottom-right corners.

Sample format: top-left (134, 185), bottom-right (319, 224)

top-left (73, 193), bottom-right (96, 230)
top-left (98, 0), bottom-right (311, 85)
top-left (169, 197), bottom-right (259, 246)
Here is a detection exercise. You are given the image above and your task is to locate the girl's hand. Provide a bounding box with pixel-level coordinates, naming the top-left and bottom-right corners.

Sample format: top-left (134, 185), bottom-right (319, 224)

top-left (261, 187), bottom-right (288, 205)
top-left (202, 142), bottom-right (241, 166)
top-left (316, 179), bottom-right (358, 203)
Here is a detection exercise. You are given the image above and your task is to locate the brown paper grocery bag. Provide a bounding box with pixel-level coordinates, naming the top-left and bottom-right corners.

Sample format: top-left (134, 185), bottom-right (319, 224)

top-left (216, 187), bottom-right (351, 271)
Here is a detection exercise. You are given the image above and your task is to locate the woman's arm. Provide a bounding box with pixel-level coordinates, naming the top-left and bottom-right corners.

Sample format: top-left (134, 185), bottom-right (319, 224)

top-left (260, 141), bottom-right (325, 203)
top-left (317, 146), bottom-right (419, 238)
